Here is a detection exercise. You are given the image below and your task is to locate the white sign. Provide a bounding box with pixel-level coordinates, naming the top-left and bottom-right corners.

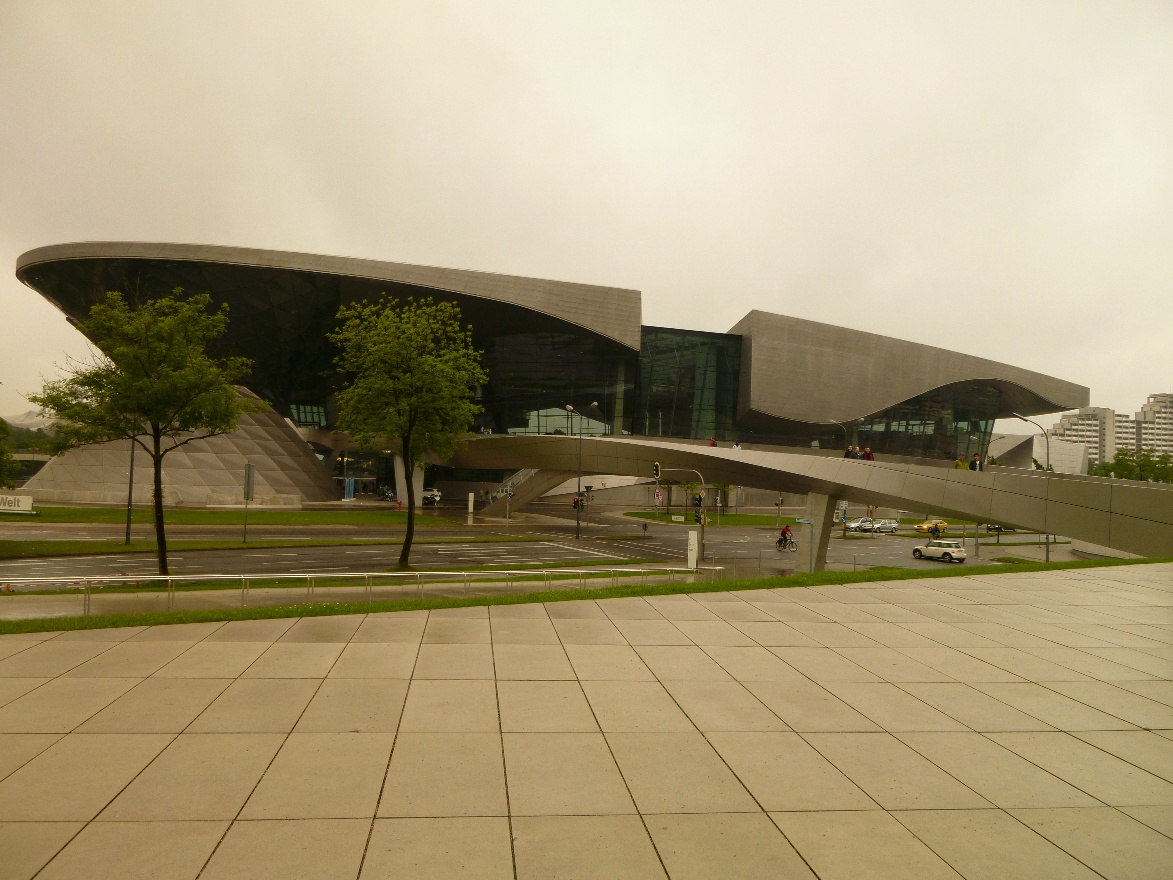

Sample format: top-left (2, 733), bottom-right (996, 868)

top-left (0, 494), bottom-right (33, 513)
top-left (671, 515), bottom-right (684, 522)
top-left (687, 530), bottom-right (699, 569)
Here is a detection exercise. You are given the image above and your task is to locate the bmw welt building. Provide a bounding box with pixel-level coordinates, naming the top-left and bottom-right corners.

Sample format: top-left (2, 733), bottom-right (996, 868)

top-left (16, 242), bottom-right (1088, 508)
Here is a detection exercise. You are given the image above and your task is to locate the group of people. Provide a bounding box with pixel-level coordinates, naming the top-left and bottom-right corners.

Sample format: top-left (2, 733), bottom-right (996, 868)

top-left (843, 446), bottom-right (875, 460)
top-left (953, 453), bottom-right (984, 471)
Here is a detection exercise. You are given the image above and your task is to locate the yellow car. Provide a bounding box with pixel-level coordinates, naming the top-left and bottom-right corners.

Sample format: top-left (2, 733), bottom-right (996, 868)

top-left (914, 519), bottom-right (950, 533)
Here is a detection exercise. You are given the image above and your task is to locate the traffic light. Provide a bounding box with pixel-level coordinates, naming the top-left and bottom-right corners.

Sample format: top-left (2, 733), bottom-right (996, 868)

top-left (652, 462), bottom-right (661, 480)
top-left (572, 497), bottom-right (581, 510)
top-left (694, 511), bottom-right (703, 524)
top-left (693, 494), bottom-right (702, 507)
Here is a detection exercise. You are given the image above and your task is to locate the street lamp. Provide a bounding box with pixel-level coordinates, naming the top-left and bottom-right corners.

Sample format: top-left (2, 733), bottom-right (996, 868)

top-left (1013, 412), bottom-right (1052, 561)
top-left (566, 402), bottom-right (599, 539)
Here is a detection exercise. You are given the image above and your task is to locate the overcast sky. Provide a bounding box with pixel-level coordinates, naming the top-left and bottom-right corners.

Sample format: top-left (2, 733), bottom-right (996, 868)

top-left (1, 1), bottom-right (1170, 431)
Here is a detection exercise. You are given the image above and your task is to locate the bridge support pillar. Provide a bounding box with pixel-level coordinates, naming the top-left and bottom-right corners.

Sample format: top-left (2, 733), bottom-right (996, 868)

top-left (800, 492), bottom-right (837, 573)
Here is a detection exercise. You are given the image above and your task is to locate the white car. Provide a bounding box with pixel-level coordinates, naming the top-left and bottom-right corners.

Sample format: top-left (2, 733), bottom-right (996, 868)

top-left (872, 519), bottom-right (898, 533)
top-left (421, 488), bottom-right (442, 505)
top-left (845, 517), bottom-right (874, 532)
top-left (913, 539), bottom-right (967, 563)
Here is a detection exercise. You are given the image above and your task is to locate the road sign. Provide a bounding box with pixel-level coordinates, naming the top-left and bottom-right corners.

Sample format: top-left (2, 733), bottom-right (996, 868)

top-left (243, 463), bottom-right (256, 502)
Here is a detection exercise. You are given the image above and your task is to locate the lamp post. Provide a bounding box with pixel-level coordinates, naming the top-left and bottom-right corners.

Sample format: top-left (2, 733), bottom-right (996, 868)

top-left (566, 402), bottom-right (599, 539)
top-left (826, 419), bottom-right (857, 452)
top-left (125, 439), bottom-right (136, 544)
top-left (1013, 412), bottom-right (1051, 561)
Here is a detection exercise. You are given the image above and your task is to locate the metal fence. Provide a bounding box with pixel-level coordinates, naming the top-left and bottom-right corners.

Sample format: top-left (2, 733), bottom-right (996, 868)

top-left (0, 565), bottom-right (717, 620)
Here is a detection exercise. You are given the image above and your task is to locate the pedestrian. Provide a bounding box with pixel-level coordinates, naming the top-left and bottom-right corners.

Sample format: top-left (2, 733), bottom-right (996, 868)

top-left (862, 447), bottom-right (875, 461)
top-left (732, 442), bottom-right (742, 450)
top-left (709, 437), bottom-right (717, 447)
top-left (843, 446), bottom-right (853, 458)
top-left (953, 455), bottom-right (968, 469)
top-left (969, 453), bottom-right (982, 471)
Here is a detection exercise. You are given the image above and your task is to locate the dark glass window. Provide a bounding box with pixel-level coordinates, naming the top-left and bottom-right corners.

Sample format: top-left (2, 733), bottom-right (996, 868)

top-left (634, 327), bottom-right (742, 441)
top-left (289, 404), bottom-right (327, 427)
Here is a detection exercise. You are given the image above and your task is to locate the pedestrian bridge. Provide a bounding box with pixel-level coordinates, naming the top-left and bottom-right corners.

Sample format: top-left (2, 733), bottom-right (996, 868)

top-left (451, 435), bottom-right (1173, 570)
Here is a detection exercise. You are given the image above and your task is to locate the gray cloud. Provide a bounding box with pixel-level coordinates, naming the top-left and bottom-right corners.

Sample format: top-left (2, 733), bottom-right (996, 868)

top-left (2, 1), bottom-right (1170, 427)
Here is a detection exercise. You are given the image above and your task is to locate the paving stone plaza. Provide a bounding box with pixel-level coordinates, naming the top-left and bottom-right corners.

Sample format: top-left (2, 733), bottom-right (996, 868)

top-left (1, 564), bottom-right (1171, 879)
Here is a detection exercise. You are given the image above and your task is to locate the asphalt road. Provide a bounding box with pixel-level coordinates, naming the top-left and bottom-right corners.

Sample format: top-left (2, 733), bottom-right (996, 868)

top-left (0, 509), bottom-right (1073, 585)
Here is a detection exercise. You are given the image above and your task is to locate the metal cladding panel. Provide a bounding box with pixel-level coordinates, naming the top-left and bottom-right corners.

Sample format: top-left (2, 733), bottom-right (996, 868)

top-left (452, 435), bottom-right (1173, 557)
top-left (17, 242), bottom-right (643, 351)
top-left (728, 310), bottom-right (1089, 422)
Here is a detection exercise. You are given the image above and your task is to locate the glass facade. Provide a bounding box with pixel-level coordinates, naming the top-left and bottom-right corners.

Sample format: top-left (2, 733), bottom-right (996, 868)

top-left (21, 256), bottom-right (1004, 462)
top-left (853, 382), bottom-right (998, 460)
top-left (741, 381), bottom-right (1000, 460)
top-left (634, 327), bottom-right (742, 442)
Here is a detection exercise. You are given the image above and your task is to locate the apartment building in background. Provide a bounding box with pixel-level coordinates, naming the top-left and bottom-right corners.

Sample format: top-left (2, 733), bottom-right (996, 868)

top-left (1052, 394), bottom-right (1173, 465)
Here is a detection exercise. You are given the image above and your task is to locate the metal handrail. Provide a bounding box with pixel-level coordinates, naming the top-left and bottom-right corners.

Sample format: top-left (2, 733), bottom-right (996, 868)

top-left (0, 565), bottom-right (706, 589)
top-left (0, 564), bottom-right (727, 620)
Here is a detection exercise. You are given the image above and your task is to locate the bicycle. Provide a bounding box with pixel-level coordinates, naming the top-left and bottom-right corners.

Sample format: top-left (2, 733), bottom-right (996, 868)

top-left (776, 537), bottom-right (797, 552)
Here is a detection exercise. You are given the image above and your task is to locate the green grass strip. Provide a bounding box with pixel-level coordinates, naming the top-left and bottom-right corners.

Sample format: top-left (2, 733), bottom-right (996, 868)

top-left (1, 555), bottom-right (1167, 635)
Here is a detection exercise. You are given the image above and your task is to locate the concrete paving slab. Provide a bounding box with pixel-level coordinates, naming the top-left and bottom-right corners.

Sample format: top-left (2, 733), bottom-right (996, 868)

top-left (0, 562), bottom-right (1169, 878)
top-left (894, 809), bottom-right (1101, 880)
top-left (605, 731), bottom-right (758, 813)
top-left (708, 731), bottom-right (876, 811)
top-left (503, 732), bottom-right (635, 815)
top-left (647, 812), bottom-right (816, 879)
top-left (33, 820), bottom-right (226, 880)
top-left (1010, 807), bottom-right (1173, 880)
top-left (378, 732), bottom-right (507, 817)
top-left (241, 732), bottom-right (393, 819)
top-left (492, 643), bottom-right (575, 680)
top-left (360, 817), bottom-right (513, 879)
top-left (498, 680), bottom-right (599, 732)
top-left (772, 809), bottom-right (962, 880)
top-left (199, 818), bottom-right (369, 880)
top-left (100, 733), bottom-right (283, 820)
top-left (512, 814), bottom-right (667, 880)
top-left (0, 733), bottom-right (172, 821)
top-left (0, 821), bottom-right (83, 880)
top-left (78, 677), bottom-right (231, 733)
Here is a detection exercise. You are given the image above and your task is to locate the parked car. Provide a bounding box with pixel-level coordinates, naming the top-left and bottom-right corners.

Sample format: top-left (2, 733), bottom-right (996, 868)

top-left (914, 519), bottom-right (950, 533)
top-left (985, 524), bottom-right (1016, 533)
top-left (913, 539), bottom-right (967, 562)
top-left (845, 517), bottom-right (874, 532)
top-left (872, 519), bottom-right (898, 533)
top-left (422, 488), bottom-right (442, 505)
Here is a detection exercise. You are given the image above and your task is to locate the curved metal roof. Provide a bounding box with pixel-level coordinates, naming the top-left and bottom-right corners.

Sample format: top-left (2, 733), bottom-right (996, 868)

top-left (16, 241), bottom-right (644, 350)
top-left (728, 310), bottom-right (1089, 422)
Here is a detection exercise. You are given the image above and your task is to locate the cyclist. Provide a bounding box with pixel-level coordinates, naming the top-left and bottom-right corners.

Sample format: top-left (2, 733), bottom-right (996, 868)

top-left (777, 524), bottom-right (794, 549)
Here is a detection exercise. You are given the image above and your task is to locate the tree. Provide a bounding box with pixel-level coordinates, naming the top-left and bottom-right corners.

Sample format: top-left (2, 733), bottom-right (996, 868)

top-left (29, 290), bottom-right (253, 574)
top-left (1089, 447), bottom-right (1173, 483)
top-left (0, 420), bottom-right (16, 488)
top-left (330, 296), bottom-right (486, 568)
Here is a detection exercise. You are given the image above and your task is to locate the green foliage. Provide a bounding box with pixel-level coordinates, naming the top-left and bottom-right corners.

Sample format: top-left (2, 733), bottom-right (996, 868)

top-left (0, 420), bottom-right (15, 488)
top-left (30, 290), bottom-right (251, 450)
top-left (1089, 447), bottom-right (1173, 483)
top-left (331, 297), bottom-right (486, 567)
top-left (4, 422), bottom-right (61, 454)
top-left (27, 289), bottom-right (253, 574)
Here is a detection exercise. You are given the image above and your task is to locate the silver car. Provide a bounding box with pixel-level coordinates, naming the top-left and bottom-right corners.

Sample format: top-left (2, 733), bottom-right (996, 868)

top-left (872, 518), bottom-right (898, 533)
